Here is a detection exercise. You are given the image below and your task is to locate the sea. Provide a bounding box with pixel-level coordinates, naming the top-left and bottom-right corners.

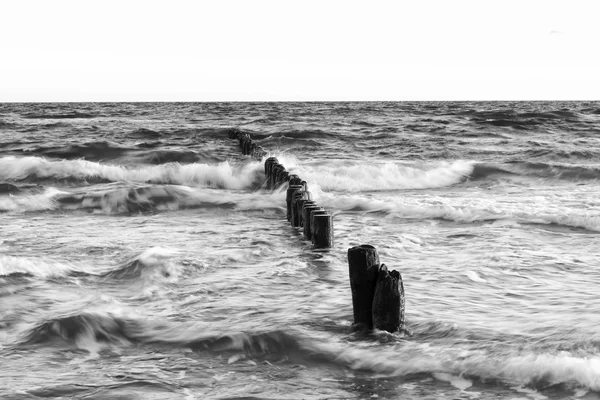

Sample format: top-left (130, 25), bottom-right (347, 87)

top-left (1, 101), bottom-right (600, 400)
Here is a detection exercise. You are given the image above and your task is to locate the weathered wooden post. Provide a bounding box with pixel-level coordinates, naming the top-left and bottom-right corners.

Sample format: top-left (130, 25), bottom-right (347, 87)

top-left (289, 175), bottom-right (302, 187)
top-left (295, 199), bottom-right (315, 227)
top-left (313, 214), bottom-right (333, 248)
top-left (372, 264), bottom-right (405, 333)
top-left (302, 205), bottom-right (323, 240)
top-left (228, 128), bottom-right (240, 139)
top-left (310, 210), bottom-right (330, 242)
top-left (290, 191), bottom-right (307, 227)
top-left (268, 163), bottom-right (282, 189)
top-left (277, 170), bottom-right (290, 188)
top-left (347, 245), bottom-right (380, 330)
top-left (271, 164), bottom-right (284, 189)
top-left (286, 185), bottom-right (303, 221)
top-left (265, 157), bottom-right (278, 174)
top-left (239, 134), bottom-right (251, 155)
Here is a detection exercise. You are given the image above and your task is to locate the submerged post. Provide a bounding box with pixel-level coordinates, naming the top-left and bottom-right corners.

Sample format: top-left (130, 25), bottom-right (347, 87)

top-left (347, 245), bottom-right (380, 330)
top-left (372, 264), bottom-right (405, 333)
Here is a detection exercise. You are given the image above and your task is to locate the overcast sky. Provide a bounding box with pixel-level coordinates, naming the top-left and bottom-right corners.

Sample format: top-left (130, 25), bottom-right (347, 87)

top-left (1, 0), bottom-right (598, 101)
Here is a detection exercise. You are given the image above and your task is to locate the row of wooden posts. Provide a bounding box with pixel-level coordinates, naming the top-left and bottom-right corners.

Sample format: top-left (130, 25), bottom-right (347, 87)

top-left (229, 129), bottom-right (405, 334)
top-left (264, 156), bottom-right (334, 249)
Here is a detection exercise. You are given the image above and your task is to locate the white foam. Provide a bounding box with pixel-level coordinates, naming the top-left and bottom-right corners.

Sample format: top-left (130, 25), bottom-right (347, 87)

top-left (276, 159), bottom-right (475, 191)
top-left (433, 372), bottom-right (473, 390)
top-left (0, 189), bottom-right (58, 212)
top-left (315, 191), bottom-right (600, 232)
top-left (309, 341), bottom-right (600, 392)
top-left (465, 270), bottom-right (487, 283)
top-left (0, 156), bottom-right (263, 189)
top-left (0, 255), bottom-right (79, 278)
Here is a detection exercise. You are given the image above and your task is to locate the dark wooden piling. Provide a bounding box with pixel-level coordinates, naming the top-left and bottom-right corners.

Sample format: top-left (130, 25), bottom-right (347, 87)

top-left (271, 164), bottom-right (285, 189)
top-left (302, 205), bottom-right (322, 240)
top-left (277, 170), bottom-right (290, 188)
top-left (268, 163), bottom-right (282, 189)
top-left (239, 133), bottom-right (251, 155)
top-left (313, 214), bottom-right (333, 248)
top-left (291, 191), bottom-right (308, 227)
top-left (295, 199), bottom-right (315, 227)
top-left (372, 264), bottom-right (405, 333)
top-left (347, 245), bottom-right (381, 330)
top-left (228, 128), bottom-right (240, 139)
top-left (310, 210), bottom-right (330, 242)
top-left (289, 175), bottom-right (302, 187)
top-left (265, 157), bottom-right (279, 174)
top-left (286, 185), bottom-right (303, 221)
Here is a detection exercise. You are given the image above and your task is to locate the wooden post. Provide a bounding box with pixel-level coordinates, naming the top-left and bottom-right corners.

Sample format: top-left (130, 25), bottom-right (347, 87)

top-left (286, 185), bottom-right (303, 221)
top-left (347, 245), bottom-right (380, 330)
top-left (310, 210), bottom-right (330, 243)
top-left (295, 199), bottom-right (315, 227)
top-left (303, 205), bottom-right (322, 240)
top-left (290, 191), bottom-right (307, 227)
top-left (372, 264), bottom-right (405, 333)
top-left (228, 128), bottom-right (240, 139)
top-left (277, 170), bottom-right (290, 188)
top-left (313, 214), bottom-right (333, 248)
top-left (269, 163), bottom-right (282, 189)
top-left (271, 164), bottom-right (284, 189)
top-left (299, 201), bottom-right (316, 225)
top-left (265, 157), bottom-right (278, 174)
top-left (289, 175), bottom-right (302, 187)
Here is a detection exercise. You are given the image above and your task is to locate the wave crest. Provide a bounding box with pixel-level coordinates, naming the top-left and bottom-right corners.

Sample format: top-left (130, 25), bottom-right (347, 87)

top-left (0, 156), bottom-right (264, 189)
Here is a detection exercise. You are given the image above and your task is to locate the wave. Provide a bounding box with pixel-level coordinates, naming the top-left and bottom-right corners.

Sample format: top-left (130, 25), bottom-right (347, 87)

top-left (319, 192), bottom-right (600, 231)
top-left (21, 311), bottom-right (304, 357)
top-left (130, 128), bottom-right (162, 138)
top-left (472, 162), bottom-right (600, 181)
top-left (0, 255), bottom-right (81, 279)
top-left (0, 183), bottom-right (20, 194)
top-left (137, 149), bottom-right (222, 165)
top-left (250, 129), bottom-right (339, 140)
top-left (258, 136), bottom-right (323, 148)
top-left (332, 343), bottom-right (600, 392)
top-left (467, 109), bottom-right (581, 130)
top-left (0, 156), bottom-right (264, 189)
top-left (23, 141), bottom-right (132, 161)
top-left (101, 247), bottom-right (182, 280)
top-left (0, 247), bottom-right (183, 288)
top-left (300, 159), bottom-right (600, 191)
top-left (17, 311), bottom-right (600, 392)
top-left (0, 188), bottom-right (60, 212)
top-left (16, 141), bottom-right (223, 165)
top-left (0, 184), bottom-right (281, 214)
top-left (21, 112), bottom-right (97, 119)
top-left (0, 120), bottom-right (18, 129)
top-left (291, 160), bottom-right (475, 191)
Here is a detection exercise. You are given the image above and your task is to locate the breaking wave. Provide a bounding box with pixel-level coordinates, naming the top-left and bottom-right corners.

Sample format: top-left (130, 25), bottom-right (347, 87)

top-left (0, 184), bottom-right (281, 214)
top-left (0, 156), bottom-right (264, 189)
top-left (286, 160), bottom-right (476, 191)
top-left (16, 311), bottom-right (600, 392)
top-left (319, 193), bottom-right (600, 232)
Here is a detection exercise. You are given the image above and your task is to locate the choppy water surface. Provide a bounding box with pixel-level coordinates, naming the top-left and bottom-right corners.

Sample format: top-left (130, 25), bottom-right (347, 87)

top-left (1, 102), bottom-right (600, 399)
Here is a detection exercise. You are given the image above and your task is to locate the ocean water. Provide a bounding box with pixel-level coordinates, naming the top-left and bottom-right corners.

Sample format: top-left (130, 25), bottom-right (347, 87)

top-left (1, 101), bottom-right (600, 400)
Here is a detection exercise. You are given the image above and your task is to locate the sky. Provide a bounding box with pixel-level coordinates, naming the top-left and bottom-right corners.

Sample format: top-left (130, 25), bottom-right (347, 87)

top-left (0, 0), bottom-right (598, 101)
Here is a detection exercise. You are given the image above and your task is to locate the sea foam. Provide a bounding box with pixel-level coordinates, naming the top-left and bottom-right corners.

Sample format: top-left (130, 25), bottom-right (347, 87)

top-left (0, 156), bottom-right (263, 189)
